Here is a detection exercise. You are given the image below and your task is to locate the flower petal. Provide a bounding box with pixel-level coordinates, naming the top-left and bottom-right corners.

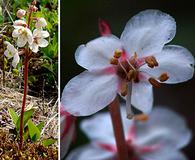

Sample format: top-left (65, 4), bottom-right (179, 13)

top-left (38, 38), bottom-right (49, 47)
top-left (135, 107), bottom-right (192, 152)
top-left (131, 81), bottom-right (153, 114)
top-left (12, 53), bottom-right (20, 68)
top-left (75, 35), bottom-right (122, 71)
top-left (61, 70), bottom-right (118, 116)
top-left (120, 10), bottom-right (176, 57)
top-left (17, 35), bottom-right (27, 47)
top-left (81, 111), bottom-right (115, 145)
top-left (41, 30), bottom-right (50, 38)
top-left (140, 45), bottom-right (195, 84)
top-left (66, 144), bottom-right (114, 160)
top-left (60, 115), bottom-right (74, 158)
top-left (30, 43), bottom-right (39, 53)
top-left (142, 151), bottom-right (188, 160)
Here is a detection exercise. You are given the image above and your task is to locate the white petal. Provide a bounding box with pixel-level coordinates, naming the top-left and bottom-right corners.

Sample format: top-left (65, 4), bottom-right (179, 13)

top-left (61, 70), bottom-right (118, 116)
top-left (140, 45), bottom-right (195, 84)
top-left (12, 28), bottom-right (20, 38)
top-left (135, 107), bottom-right (192, 152)
top-left (41, 30), bottom-right (49, 38)
top-left (60, 115), bottom-right (74, 158)
top-left (121, 10), bottom-right (176, 57)
top-left (38, 38), bottom-right (49, 47)
top-left (81, 111), bottom-right (116, 145)
top-left (142, 151), bottom-right (188, 160)
top-left (4, 50), bottom-right (13, 59)
top-left (26, 28), bottom-right (33, 44)
top-left (66, 144), bottom-right (114, 160)
top-left (17, 36), bottom-right (27, 47)
top-left (12, 53), bottom-right (20, 68)
top-left (30, 43), bottom-right (39, 53)
top-left (75, 35), bottom-right (122, 71)
top-left (131, 81), bottom-right (153, 114)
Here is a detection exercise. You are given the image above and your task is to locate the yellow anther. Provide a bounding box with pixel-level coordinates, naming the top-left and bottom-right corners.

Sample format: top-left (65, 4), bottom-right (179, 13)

top-left (110, 57), bottom-right (118, 65)
top-left (148, 77), bottom-right (161, 88)
top-left (121, 83), bottom-right (128, 96)
top-left (158, 73), bottom-right (169, 82)
top-left (134, 114), bottom-right (149, 122)
top-left (114, 49), bottom-right (122, 58)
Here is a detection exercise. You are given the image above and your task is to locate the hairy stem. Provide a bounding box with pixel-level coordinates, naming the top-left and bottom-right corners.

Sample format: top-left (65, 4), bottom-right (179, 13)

top-left (109, 97), bottom-right (129, 160)
top-left (19, 52), bottom-right (29, 149)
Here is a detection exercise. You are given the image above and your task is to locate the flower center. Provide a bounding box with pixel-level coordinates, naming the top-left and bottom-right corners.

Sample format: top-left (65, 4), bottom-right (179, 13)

top-left (110, 49), bottom-right (169, 96)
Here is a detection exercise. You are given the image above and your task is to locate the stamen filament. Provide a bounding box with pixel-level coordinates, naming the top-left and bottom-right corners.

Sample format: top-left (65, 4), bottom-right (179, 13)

top-left (118, 60), bottom-right (128, 75)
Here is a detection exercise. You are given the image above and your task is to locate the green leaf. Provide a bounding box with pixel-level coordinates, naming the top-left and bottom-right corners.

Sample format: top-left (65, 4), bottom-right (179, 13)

top-left (8, 108), bottom-right (19, 126)
top-left (28, 119), bottom-right (41, 142)
top-left (23, 128), bottom-right (29, 142)
top-left (16, 109), bottom-right (34, 131)
top-left (37, 122), bottom-right (45, 131)
top-left (42, 138), bottom-right (56, 147)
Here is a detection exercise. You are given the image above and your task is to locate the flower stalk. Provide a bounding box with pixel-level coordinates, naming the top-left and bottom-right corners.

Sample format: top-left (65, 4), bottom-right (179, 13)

top-left (109, 97), bottom-right (129, 160)
top-left (19, 1), bottom-right (34, 150)
top-left (19, 50), bottom-right (29, 149)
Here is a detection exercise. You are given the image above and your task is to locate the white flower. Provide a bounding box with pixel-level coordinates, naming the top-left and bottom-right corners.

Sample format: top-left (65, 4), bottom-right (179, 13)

top-left (35, 18), bottom-right (47, 29)
top-left (29, 29), bottom-right (49, 53)
top-left (60, 106), bottom-right (75, 158)
top-left (12, 20), bottom-right (33, 47)
top-left (16, 9), bottom-right (26, 19)
top-left (4, 41), bottom-right (20, 68)
top-left (61, 10), bottom-right (194, 116)
top-left (67, 106), bottom-right (192, 160)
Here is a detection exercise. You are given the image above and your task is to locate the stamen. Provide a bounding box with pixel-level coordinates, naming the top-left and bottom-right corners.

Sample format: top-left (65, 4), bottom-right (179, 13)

top-left (158, 73), bottom-right (169, 82)
top-left (114, 49), bottom-right (122, 58)
top-left (110, 57), bottom-right (118, 65)
top-left (134, 114), bottom-right (149, 122)
top-left (118, 61), bottom-right (128, 75)
top-left (127, 70), bottom-right (134, 81)
top-left (148, 77), bottom-right (161, 88)
top-left (145, 56), bottom-right (158, 68)
top-left (121, 83), bottom-right (128, 96)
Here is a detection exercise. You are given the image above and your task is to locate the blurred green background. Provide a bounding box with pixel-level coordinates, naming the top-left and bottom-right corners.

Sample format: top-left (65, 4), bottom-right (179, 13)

top-left (61, 0), bottom-right (195, 159)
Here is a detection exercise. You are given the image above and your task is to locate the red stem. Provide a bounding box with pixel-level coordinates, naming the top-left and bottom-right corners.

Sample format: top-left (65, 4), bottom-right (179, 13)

top-left (109, 97), bottom-right (129, 160)
top-left (19, 53), bottom-right (29, 149)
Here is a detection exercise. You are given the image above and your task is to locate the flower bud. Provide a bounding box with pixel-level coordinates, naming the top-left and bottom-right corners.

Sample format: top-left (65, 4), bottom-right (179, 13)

top-left (35, 18), bottom-right (47, 28)
top-left (16, 9), bottom-right (26, 18)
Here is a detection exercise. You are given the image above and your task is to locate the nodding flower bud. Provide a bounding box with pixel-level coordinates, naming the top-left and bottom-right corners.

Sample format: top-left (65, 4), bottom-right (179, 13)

top-left (35, 18), bottom-right (47, 29)
top-left (30, 5), bottom-right (38, 12)
top-left (32, 0), bottom-right (37, 5)
top-left (16, 9), bottom-right (26, 19)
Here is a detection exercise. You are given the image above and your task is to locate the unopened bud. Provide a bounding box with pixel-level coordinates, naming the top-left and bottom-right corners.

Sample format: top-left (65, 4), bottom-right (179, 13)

top-left (17, 9), bottom-right (26, 19)
top-left (32, 0), bottom-right (37, 5)
top-left (35, 18), bottom-right (47, 28)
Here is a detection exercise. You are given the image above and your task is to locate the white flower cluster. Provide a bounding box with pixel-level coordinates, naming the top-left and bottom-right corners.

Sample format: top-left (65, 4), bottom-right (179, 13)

top-left (4, 9), bottom-right (49, 68)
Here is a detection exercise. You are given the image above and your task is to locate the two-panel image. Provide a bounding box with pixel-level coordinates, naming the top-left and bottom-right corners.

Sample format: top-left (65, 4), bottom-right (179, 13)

top-left (0, 0), bottom-right (195, 159)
